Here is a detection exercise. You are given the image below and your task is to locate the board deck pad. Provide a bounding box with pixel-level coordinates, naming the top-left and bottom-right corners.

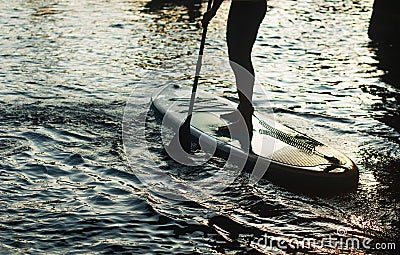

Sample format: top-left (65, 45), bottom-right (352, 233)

top-left (151, 84), bottom-right (358, 191)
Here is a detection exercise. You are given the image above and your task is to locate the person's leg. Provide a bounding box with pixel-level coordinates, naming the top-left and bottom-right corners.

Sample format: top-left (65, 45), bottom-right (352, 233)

top-left (223, 1), bottom-right (267, 127)
top-left (218, 1), bottom-right (266, 145)
top-left (227, 1), bottom-right (266, 109)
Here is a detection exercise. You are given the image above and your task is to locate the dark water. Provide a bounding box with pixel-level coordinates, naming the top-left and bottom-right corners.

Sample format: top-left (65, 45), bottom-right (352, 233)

top-left (1, 0), bottom-right (399, 254)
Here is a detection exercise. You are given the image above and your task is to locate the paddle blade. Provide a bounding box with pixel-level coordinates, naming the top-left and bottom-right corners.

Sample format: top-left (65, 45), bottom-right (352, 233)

top-left (167, 117), bottom-right (191, 154)
top-left (178, 117), bottom-right (191, 153)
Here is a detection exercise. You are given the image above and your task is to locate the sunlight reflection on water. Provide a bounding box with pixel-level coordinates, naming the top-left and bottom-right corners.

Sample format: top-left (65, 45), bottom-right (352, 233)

top-left (0, 0), bottom-right (399, 254)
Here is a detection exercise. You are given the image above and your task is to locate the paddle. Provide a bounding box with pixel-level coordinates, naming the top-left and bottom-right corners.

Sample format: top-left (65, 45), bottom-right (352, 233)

top-left (175, 0), bottom-right (213, 153)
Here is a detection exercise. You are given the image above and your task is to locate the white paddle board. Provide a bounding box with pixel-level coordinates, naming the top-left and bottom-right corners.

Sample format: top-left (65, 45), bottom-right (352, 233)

top-left (151, 84), bottom-right (358, 193)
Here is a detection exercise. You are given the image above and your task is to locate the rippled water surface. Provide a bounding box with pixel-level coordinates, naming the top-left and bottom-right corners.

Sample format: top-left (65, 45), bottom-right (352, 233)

top-left (1, 0), bottom-right (399, 254)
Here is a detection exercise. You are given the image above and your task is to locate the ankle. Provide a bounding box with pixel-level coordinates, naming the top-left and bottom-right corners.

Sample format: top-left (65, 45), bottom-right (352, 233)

top-left (237, 104), bottom-right (254, 116)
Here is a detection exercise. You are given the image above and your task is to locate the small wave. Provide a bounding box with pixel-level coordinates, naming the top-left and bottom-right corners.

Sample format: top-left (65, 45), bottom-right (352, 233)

top-left (0, 136), bottom-right (31, 157)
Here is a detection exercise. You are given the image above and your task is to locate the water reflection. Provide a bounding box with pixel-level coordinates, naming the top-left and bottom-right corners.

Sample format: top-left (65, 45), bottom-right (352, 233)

top-left (363, 43), bottom-right (400, 135)
top-left (367, 0), bottom-right (400, 133)
top-left (2, 0), bottom-right (400, 253)
top-left (370, 43), bottom-right (400, 89)
top-left (144, 0), bottom-right (203, 22)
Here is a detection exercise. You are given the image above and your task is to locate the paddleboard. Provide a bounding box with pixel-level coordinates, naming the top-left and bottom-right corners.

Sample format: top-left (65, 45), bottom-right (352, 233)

top-left (151, 84), bottom-right (358, 193)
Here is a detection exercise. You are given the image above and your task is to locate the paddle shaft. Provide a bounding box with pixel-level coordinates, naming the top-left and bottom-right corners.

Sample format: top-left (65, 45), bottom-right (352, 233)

top-left (186, 0), bottom-right (213, 119)
top-left (177, 0), bottom-right (213, 153)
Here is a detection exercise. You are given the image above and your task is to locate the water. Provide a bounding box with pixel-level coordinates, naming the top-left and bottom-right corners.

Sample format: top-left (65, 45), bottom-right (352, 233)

top-left (1, 0), bottom-right (399, 254)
